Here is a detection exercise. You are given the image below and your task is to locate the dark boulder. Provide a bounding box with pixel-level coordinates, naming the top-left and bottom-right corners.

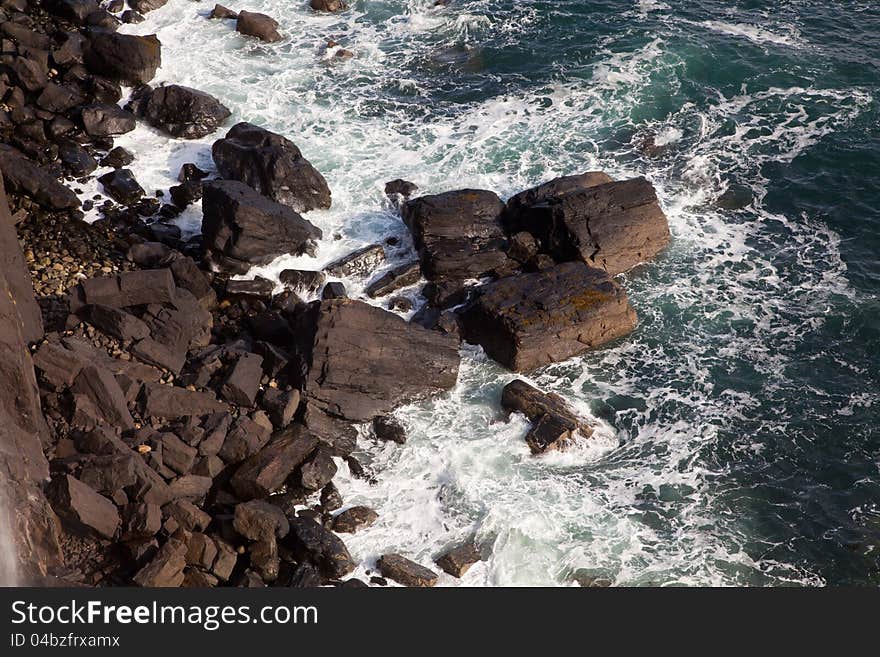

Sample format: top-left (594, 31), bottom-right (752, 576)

top-left (85, 32), bottom-right (161, 85)
top-left (236, 11), bottom-right (281, 43)
top-left (401, 189), bottom-right (510, 281)
top-left (372, 416), bottom-right (406, 444)
top-left (71, 365), bottom-right (135, 430)
top-left (509, 176), bottom-right (670, 276)
top-left (80, 103), bottom-right (134, 137)
top-left (169, 180), bottom-right (202, 208)
top-left (285, 517), bottom-right (356, 579)
top-left (279, 269), bottom-right (325, 293)
top-left (321, 281), bottom-right (346, 299)
top-left (218, 414), bottom-right (272, 464)
top-left (298, 447), bottom-right (336, 490)
top-left (504, 171), bottom-right (613, 229)
top-left (293, 299), bottom-right (460, 422)
top-left (260, 388), bottom-right (299, 429)
top-left (435, 543), bottom-right (481, 577)
top-left (98, 169), bottom-right (144, 206)
top-left (47, 475), bottom-right (120, 541)
top-left (0, 145), bottom-right (80, 210)
top-left (377, 554), bottom-right (437, 587)
top-left (101, 146), bottom-right (134, 168)
top-left (230, 424), bottom-right (318, 499)
top-left (79, 304), bottom-right (150, 341)
top-left (210, 4), bottom-right (237, 19)
top-left (136, 84), bottom-right (231, 139)
top-left (132, 539), bottom-right (186, 586)
top-left (138, 382), bottom-right (228, 419)
top-left (332, 506), bottom-right (377, 534)
top-left (212, 122), bottom-right (331, 213)
top-left (220, 353), bottom-right (263, 407)
top-left (384, 178), bottom-right (417, 204)
top-left (201, 179), bottom-right (322, 274)
top-left (459, 262), bottom-right (637, 372)
top-left (324, 244), bottom-right (385, 278)
top-left (36, 82), bottom-right (84, 113)
top-left (58, 141), bottom-right (98, 176)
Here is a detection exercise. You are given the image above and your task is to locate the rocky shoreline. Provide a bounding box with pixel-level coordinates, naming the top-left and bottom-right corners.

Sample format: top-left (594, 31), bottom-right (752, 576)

top-left (0, 0), bottom-right (669, 587)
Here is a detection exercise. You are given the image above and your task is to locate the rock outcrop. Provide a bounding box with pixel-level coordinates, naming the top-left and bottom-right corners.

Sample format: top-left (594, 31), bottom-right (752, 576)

top-left (212, 122), bottom-right (331, 213)
top-left (292, 299), bottom-right (460, 422)
top-left (459, 262), bottom-right (637, 372)
top-left (133, 84), bottom-right (232, 139)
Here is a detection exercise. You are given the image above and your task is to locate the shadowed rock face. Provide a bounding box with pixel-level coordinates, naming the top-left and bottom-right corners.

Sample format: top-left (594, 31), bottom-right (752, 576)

top-left (84, 32), bottom-right (161, 85)
top-left (212, 122), bottom-right (331, 213)
top-left (509, 176), bottom-right (670, 276)
top-left (401, 188), bottom-right (510, 282)
top-left (0, 175), bottom-right (62, 582)
top-left (459, 261), bottom-right (637, 372)
top-left (201, 179), bottom-right (322, 274)
top-left (291, 299), bottom-right (461, 422)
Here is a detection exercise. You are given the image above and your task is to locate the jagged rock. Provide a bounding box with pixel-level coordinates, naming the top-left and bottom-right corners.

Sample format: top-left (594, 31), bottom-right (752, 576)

top-left (132, 539), bottom-right (186, 587)
top-left (384, 178), bottom-right (417, 203)
top-left (78, 453), bottom-right (139, 494)
top-left (500, 379), bottom-right (592, 453)
top-left (160, 433), bottom-right (197, 475)
top-left (121, 503), bottom-right (162, 539)
top-left (260, 388), bottom-right (299, 429)
top-left (85, 31), bottom-right (161, 85)
top-left (212, 122), bottom-right (331, 213)
top-left (435, 543), bottom-right (481, 577)
top-left (377, 554), bottom-right (437, 587)
top-left (165, 500), bottom-right (211, 532)
top-left (320, 483), bottom-right (343, 512)
top-left (36, 82), bottom-right (84, 112)
top-left (98, 169), bottom-right (144, 206)
top-left (210, 4), bottom-right (237, 19)
top-left (298, 448), bottom-right (336, 491)
top-left (459, 262), bottom-right (637, 372)
top-left (321, 281), bottom-right (346, 299)
top-left (79, 304), bottom-right (150, 341)
top-left (71, 365), bottom-right (135, 430)
top-left (0, 145), bottom-right (80, 210)
top-left (136, 84), bottom-right (231, 139)
top-left (170, 257), bottom-right (216, 309)
top-left (235, 10), bottom-right (281, 42)
top-left (230, 424), bottom-right (319, 499)
top-left (167, 475), bottom-right (212, 501)
top-left (220, 353), bottom-right (263, 407)
top-left (48, 475), bottom-right (120, 540)
top-left (80, 103), bottom-right (135, 137)
top-left (224, 277), bottom-right (274, 301)
top-left (293, 299), bottom-right (460, 422)
top-left (506, 231), bottom-right (539, 263)
top-left (508, 176), bottom-right (670, 276)
top-left (279, 269), bottom-right (325, 293)
top-left (169, 180), bottom-right (202, 208)
top-left (185, 532), bottom-right (217, 569)
top-left (332, 506), bottom-right (377, 534)
top-left (211, 538), bottom-right (237, 581)
top-left (402, 189), bottom-right (509, 281)
top-left (372, 416), bottom-right (406, 444)
top-left (233, 500), bottom-right (289, 541)
top-left (58, 141), bottom-right (98, 176)
top-left (10, 53), bottom-right (47, 92)
top-left (285, 517), bottom-right (355, 579)
top-left (138, 383), bottom-right (228, 419)
top-left (365, 261), bottom-right (421, 298)
top-left (324, 244), bottom-right (385, 278)
top-left (218, 414), bottom-right (272, 464)
top-left (101, 146), bottom-right (134, 168)
top-left (127, 0), bottom-right (168, 14)
top-left (300, 403), bottom-right (358, 456)
top-left (201, 179), bottom-right (322, 274)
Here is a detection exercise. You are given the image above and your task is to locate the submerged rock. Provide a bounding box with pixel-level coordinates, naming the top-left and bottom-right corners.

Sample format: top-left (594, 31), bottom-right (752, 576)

top-left (500, 379), bottom-right (592, 453)
top-left (212, 122), bottom-right (331, 213)
top-left (459, 262), bottom-right (637, 372)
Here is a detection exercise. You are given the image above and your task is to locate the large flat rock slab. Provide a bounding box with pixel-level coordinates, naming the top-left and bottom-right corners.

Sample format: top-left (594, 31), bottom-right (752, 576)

top-left (293, 299), bottom-right (460, 422)
top-left (459, 262), bottom-right (637, 372)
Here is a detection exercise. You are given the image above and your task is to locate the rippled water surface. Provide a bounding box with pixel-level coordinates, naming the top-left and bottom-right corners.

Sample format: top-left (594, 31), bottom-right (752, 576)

top-left (109, 0), bottom-right (880, 585)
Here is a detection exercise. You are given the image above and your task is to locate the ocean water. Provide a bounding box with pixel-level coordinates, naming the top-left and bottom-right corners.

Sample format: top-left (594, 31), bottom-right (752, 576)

top-left (108, 0), bottom-right (880, 586)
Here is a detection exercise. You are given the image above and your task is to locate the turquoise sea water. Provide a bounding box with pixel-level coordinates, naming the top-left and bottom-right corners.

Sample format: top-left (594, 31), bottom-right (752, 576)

top-left (115, 0), bottom-right (880, 585)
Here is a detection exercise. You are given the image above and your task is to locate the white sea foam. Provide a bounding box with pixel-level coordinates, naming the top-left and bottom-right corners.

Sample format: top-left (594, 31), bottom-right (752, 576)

top-left (112, 1), bottom-right (871, 585)
top-left (699, 20), bottom-right (801, 47)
